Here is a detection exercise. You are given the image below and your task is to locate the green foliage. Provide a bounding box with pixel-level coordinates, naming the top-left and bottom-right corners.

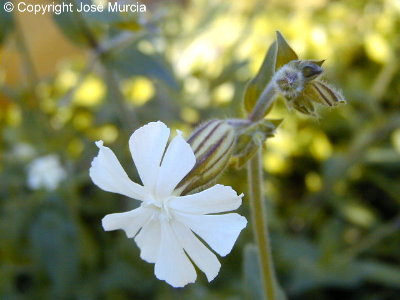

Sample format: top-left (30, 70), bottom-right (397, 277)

top-left (244, 42), bottom-right (276, 114)
top-left (0, 7), bottom-right (14, 45)
top-left (275, 31), bottom-right (299, 71)
top-left (1, 0), bottom-right (400, 299)
top-left (243, 244), bottom-right (264, 300)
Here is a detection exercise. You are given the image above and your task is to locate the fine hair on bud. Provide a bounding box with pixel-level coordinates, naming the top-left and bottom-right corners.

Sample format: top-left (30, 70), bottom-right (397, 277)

top-left (273, 60), bottom-right (324, 101)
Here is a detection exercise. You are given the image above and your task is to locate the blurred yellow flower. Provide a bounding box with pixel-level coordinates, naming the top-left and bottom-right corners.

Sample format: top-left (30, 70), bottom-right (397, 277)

top-left (263, 152), bottom-right (290, 175)
top-left (365, 33), bottom-right (391, 64)
top-left (97, 125), bottom-right (119, 144)
top-left (309, 132), bottom-right (332, 161)
top-left (123, 76), bottom-right (155, 107)
top-left (180, 107), bottom-right (200, 124)
top-left (56, 69), bottom-right (78, 91)
top-left (391, 129), bottom-right (400, 154)
top-left (213, 83), bottom-right (234, 105)
top-left (305, 172), bottom-right (322, 192)
top-left (74, 76), bottom-right (105, 107)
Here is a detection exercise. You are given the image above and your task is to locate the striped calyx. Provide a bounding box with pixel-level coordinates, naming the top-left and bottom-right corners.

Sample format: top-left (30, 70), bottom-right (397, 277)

top-left (304, 80), bottom-right (346, 107)
top-left (175, 120), bottom-right (236, 195)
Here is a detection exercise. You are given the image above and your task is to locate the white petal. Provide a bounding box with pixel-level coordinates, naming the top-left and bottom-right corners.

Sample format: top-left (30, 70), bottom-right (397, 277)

top-left (90, 141), bottom-right (147, 201)
top-left (135, 218), bottom-right (161, 263)
top-left (155, 218), bottom-right (196, 287)
top-left (174, 212), bottom-right (247, 256)
top-left (155, 132), bottom-right (196, 198)
top-left (102, 206), bottom-right (153, 238)
top-left (169, 184), bottom-right (243, 215)
top-left (129, 121), bottom-right (170, 193)
top-left (171, 220), bottom-right (220, 282)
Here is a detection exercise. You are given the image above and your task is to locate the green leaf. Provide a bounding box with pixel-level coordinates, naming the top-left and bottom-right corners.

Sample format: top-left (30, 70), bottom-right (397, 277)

top-left (243, 244), bottom-right (287, 300)
top-left (29, 203), bottom-right (79, 298)
top-left (53, 0), bottom-right (112, 47)
top-left (243, 244), bottom-right (264, 300)
top-left (275, 31), bottom-right (298, 71)
top-left (0, 8), bottom-right (15, 45)
top-left (114, 20), bottom-right (143, 32)
top-left (104, 46), bottom-right (178, 89)
top-left (53, 1), bottom-right (93, 46)
top-left (243, 41), bottom-right (277, 113)
top-left (357, 260), bottom-right (400, 287)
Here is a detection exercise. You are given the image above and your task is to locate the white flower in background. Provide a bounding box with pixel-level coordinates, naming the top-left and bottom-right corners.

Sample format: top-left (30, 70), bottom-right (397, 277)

top-left (13, 143), bottom-right (35, 161)
top-left (90, 121), bottom-right (247, 287)
top-left (27, 154), bottom-right (66, 191)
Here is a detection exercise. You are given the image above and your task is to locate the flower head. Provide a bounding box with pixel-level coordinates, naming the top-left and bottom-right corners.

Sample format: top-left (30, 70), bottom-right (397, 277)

top-left (274, 60), bottom-right (345, 116)
top-left (89, 121), bottom-right (247, 287)
top-left (27, 154), bottom-right (66, 191)
top-left (272, 32), bottom-right (346, 117)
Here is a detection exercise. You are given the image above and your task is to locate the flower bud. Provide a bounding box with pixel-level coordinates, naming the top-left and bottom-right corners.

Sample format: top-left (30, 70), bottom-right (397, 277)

top-left (175, 120), bottom-right (236, 195)
top-left (299, 60), bottom-right (324, 81)
top-left (273, 63), bottom-right (304, 100)
top-left (274, 60), bottom-right (325, 101)
top-left (273, 59), bottom-right (345, 117)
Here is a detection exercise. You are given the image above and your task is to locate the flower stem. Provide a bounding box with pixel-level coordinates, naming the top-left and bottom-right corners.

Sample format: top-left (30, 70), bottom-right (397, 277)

top-left (248, 82), bottom-right (276, 122)
top-left (247, 146), bottom-right (278, 300)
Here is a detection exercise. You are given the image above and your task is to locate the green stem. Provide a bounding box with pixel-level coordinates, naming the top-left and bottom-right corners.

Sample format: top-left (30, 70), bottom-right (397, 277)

top-left (247, 149), bottom-right (278, 300)
top-left (248, 82), bottom-right (276, 122)
top-left (246, 79), bottom-right (280, 299)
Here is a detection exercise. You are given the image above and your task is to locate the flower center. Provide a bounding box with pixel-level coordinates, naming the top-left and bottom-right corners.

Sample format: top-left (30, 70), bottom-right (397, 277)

top-left (142, 197), bottom-right (173, 220)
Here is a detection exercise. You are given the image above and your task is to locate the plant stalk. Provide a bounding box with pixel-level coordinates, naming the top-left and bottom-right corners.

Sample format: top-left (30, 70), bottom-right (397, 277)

top-left (248, 82), bottom-right (276, 122)
top-left (247, 80), bottom-right (279, 299)
top-left (247, 149), bottom-right (278, 300)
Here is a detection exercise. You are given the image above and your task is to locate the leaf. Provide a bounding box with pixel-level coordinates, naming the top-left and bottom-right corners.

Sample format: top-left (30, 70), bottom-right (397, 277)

top-left (357, 260), bottom-right (400, 287)
top-left (114, 20), bottom-right (143, 32)
top-left (243, 244), bottom-right (287, 300)
top-left (29, 203), bottom-right (79, 298)
top-left (104, 46), bottom-right (178, 89)
top-left (0, 7), bottom-right (15, 45)
top-left (82, 8), bottom-right (122, 24)
top-left (243, 244), bottom-right (264, 300)
top-left (53, 0), bottom-right (115, 47)
top-left (53, 1), bottom-right (94, 47)
top-left (244, 41), bottom-right (277, 113)
top-left (275, 31), bottom-right (298, 71)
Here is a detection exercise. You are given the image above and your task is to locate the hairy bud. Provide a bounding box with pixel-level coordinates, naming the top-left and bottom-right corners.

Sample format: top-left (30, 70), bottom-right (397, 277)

top-left (273, 59), bottom-right (345, 116)
top-left (175, 120), bottom-right (236, 195)
top-left (274, 60), bottom-right (324, 100)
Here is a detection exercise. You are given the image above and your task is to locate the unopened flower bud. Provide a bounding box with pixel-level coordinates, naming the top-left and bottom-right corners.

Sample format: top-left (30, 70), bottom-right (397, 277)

top-left (273, 59), bottom-right (345, 116)
top-left (299, 60), bottom-right (324, 81)
top-left (273, 60), bottom-right (325, 100)
top-left (175, 120), bottom-right (236, 195)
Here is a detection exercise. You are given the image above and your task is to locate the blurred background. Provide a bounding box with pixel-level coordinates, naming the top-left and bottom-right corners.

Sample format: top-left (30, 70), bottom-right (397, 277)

top-left (1, 0), bottom-right (400, 299)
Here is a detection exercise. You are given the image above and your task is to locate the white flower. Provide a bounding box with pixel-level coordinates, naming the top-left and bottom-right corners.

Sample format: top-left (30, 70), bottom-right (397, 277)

top-left (13, 143), bottom-right (35, 161)
top-left (90, 121), bottom-right (247, 287)
top-left (27, 154), bottom-right (66, 191)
